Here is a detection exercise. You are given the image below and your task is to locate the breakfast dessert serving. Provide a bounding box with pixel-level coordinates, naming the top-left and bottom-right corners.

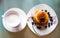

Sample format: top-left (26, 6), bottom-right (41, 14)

top-left (27, 4), bottom-right (58, 36)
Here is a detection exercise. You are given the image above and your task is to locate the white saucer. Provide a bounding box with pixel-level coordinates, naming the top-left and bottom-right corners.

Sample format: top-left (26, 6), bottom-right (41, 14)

top-left (2, 8), bottom-right (27, 32)
top-left (27, 4), bottom-right (58, 36)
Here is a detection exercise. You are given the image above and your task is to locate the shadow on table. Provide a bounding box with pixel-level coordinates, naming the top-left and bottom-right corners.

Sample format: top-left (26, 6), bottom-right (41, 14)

top-left (6, 26), bottom-right (27, 38)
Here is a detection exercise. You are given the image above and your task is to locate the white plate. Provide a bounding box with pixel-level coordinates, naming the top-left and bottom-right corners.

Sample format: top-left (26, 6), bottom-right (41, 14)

top-left (2, 8), bottom-right (27, 32)
top-left (27, 4), bottom-right (58, 36)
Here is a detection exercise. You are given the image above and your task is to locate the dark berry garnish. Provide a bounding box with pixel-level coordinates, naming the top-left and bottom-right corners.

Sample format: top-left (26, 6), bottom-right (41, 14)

top-left (40, 17), bottom-right (45, 22)
top-left (37, 26), bottom-right (41, 29)
top-left (48, 23), bottom-right (50, 27)
top-left (47, 12), bottom-right (50, 17)
top-left (31, 17), bottom-right (33, 19)
top-left (50, 17), bottom-right (53, 22)
top-left (41, 10), bottom-right (43, 11)
top-left (45, 26), bottom-right (47, 28)
top-left (50, 17), bottom-right (53, 19)
top-left (47, 12), bottom-right (53, 22)
top-left (32, 22), bottom-right (35, 25)
top-left (45, 10), bottom-right (47, 12)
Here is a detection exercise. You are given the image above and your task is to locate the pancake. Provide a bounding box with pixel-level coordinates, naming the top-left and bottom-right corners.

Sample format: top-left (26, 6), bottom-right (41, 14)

top-left (33, 10), bottom-right (49, 26)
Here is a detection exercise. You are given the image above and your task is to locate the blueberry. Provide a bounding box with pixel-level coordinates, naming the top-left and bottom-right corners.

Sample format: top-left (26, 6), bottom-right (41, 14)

top-left (45, 10), bottom-right (47, 12)
top-left (40, 17), bottom-right (45, 22)
top-left (47, 12), bottom-right (50, 17)
top-left (48, 23), bottom-right (50, 27)
top-left (37, 26), bottom-right (41, 29)
top-left (50, 19), bottom-right (53, 22)
top-left (41, 10), bottom-right (43, 11)
top-left (50, 17), bottom-right (53, 22)
top-left (50, 17), bottom-right (53, 19)
top-left (45, 26), bottom-right (47, 28)
top-left (32, 22), bottom-right (35, 25)
top-left (31, 17), bottom-right (33, 19)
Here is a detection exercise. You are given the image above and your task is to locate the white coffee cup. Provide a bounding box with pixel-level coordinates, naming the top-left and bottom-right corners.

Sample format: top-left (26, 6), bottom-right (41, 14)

top-left (2, 8), bottom-right (27, 32)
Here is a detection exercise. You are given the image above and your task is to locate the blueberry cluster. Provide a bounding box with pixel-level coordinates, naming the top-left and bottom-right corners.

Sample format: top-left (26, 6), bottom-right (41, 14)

top-left (31, 10), bottom-right (53, 30)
